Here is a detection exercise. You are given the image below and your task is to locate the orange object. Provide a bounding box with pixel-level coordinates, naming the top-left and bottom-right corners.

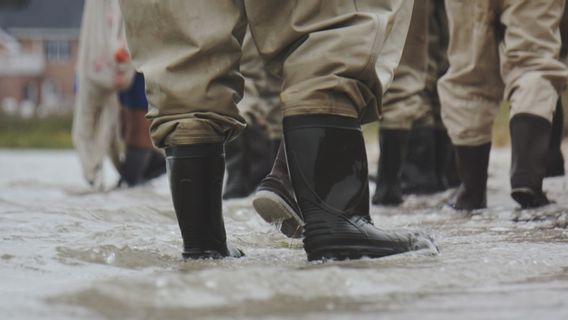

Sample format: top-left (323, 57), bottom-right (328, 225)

top-left (114, 47), bottom-right (130, 63)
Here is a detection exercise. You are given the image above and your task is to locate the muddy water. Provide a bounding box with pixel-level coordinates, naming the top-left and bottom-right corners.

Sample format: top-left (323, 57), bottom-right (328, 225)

top-left (1, 148), bottom-right (567, 320)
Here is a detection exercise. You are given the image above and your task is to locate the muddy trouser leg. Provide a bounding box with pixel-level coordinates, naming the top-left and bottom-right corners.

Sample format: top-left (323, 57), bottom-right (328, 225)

top-left (500, 0), bottom-right (568, 208)
top-left (120, 0), bottom-right (248, 259)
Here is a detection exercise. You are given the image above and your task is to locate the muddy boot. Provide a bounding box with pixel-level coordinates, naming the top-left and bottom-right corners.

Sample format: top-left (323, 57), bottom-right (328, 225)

top-left (400, 127), bottom-right (440, 195)
top-left (120, 145), bottom-right (153, 186)
top-left (284, 115), bottom-right (435, 261)
top-left (253, 142), bottom-right (303, 238)
top-left (166, 144), bottom-right (244, 259)
top-left (448, 144), bottom-right (491, 210)
top-left (546, 100), bottom-right (565, 177)
top-left (372, 129), bottom-right (410, 205)
top-left (510, 114), bottom-right (553, 209)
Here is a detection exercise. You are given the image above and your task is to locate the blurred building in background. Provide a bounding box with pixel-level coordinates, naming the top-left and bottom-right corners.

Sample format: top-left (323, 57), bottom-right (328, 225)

top-left (0, 0), bottom-right (84, 118)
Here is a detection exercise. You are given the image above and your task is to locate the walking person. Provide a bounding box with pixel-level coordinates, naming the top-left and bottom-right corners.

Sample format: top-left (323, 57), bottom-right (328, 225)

top-left (119, 0), bottom-right (435, 260)
top-left (438, 0), bottom-right (568, 210)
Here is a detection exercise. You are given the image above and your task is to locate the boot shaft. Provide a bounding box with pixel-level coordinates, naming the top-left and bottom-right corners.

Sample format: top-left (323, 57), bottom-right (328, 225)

top-left (166, 144), bottom-right (231, 258)
top-left (510, 113), bottom-right (552, 192)
top-left (283, 115), bottom-right (369, 221)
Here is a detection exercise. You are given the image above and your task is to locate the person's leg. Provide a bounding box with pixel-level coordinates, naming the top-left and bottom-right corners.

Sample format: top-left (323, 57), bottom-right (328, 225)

top-left (438, 0), bottom-right (503, 210)
top-left (118, 73), bottom-right (166, 186)
top-left (224, 30), bottom-right (273, 199)
top-left (249, 0), bottom-right (435, 260)
top-left (374, 0), bottom-right (432, 204)
top-left (120, 0), bottom-right (247, 258)
top-left (500, 0), bottom-right (568, 208)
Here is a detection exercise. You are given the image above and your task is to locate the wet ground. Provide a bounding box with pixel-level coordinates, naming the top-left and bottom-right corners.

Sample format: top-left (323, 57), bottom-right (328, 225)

top-left (1, 147), bottom-right (567, 320)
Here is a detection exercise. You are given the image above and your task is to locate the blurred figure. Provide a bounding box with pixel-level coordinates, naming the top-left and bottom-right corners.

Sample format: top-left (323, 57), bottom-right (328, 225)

top-left (222, 31), bottom-right (275, 200)
top-left (373, 0), bottom-right (457, 205)
top-left (117, 71), bottom-right (166, 187)
top-left (72, 0), bottom-right (133, 189)
top-left (439, 0), bottom-right (568, 210)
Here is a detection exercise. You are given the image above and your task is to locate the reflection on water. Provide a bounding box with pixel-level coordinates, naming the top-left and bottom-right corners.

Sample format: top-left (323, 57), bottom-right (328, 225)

top-left (0, 149), bottom-right (567, 320)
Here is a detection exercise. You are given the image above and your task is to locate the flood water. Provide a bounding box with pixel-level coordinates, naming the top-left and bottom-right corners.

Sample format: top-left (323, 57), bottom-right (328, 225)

top-left (1, 146), bottom-right (567, 320)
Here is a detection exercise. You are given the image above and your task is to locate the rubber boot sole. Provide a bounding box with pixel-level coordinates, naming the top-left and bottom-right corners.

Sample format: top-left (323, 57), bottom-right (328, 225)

top-left (253, 190), bottom-right (304, 238)
top-left (511, 187), bottom-right (551, 209)
top-left (182, 247), bottom-right (244, 260)
top-left (307, 245), bottom-right (401, 261)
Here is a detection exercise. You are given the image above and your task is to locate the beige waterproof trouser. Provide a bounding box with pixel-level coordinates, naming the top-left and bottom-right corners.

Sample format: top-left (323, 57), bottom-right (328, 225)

top-left (439, 0), bottom-right (568, 146)
top-left (381, 0), bottom-right (449, 130)
top-left (239, 31), bottom-right (283, 140)
top-left (119, 0), bottom-right (413, 147)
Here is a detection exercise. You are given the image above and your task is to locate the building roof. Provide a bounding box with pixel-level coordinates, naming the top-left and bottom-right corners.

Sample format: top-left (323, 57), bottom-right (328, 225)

top-left (0, 0), bottom-right (84, 32)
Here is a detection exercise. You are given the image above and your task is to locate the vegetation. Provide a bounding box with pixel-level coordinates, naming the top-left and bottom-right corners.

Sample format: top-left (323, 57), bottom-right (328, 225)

top-left (0, 112), bottom-right (73, 149)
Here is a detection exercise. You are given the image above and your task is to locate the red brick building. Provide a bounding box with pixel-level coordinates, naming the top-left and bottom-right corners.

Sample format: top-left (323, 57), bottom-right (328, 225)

top-left (0, 0), bottom-right (84, 117)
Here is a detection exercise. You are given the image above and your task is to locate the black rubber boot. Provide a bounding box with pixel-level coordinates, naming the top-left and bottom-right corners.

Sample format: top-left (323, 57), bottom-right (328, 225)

top-left (253, 142), bottom-right (304, 238)
top-left (448, 144), bottom-right (491, 210)
top-left (510, 113), bottom-right (553, 208)
top-left (166, 144), bottom-right (244, 259)
top-left (434, 128), bottom-right (460, 190)
top-left (223, 132), bottom-right (252, 199)
top-left (223, 118), bottom-right (271, 199)
top-left (120, 145), bottom-right (153, 186)
top-left (284, 115), bottom-right (435, 261)
top-left (269, 138), bottom-right (282, 164)
top-left (142, 149), bottom-right (166, 181)
top-left (546, 100), bottom-right (565, 177)
top-left (372, 129), bottom-right (410, 205)
top-left (400, 127), bottom-right (440, 195)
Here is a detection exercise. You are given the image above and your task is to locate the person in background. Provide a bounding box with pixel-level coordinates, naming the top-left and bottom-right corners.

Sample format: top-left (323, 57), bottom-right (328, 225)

top-left (72, 0), bottom-right (133, 189)
top-left (439, 0), bottom-right (568, 210)
top-left (117, 68), bottom-right (166, 187)
top-left (372, 0), bottom-right (459, 206)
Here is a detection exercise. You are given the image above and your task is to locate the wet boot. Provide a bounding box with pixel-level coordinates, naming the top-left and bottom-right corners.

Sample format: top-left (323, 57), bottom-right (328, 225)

top-left (166, 144), bottom-right (244, 259)
top-left (372, 129), bottom-right (410, 205)
top-left (434, 128), bottom-right (460, 190)
top-left (223, 132), bottom-right (252, 199)
top-left (284, 115), bottom-right (435, 261)
top-left (510, 114), bottom-right (553, 209)
top-left (400, 127), bottom-right (440, 195)
top-left (545, 100), bottom-right (565, 177)
top-left (142, 149), bottom-right (166, 181)
top-left (253, 142), bottom-right (304, 238)
top-left (448, 144), bottom-right (491, 210)
top-left (223, 118), bottom-right (271, 199)
top-left (120, 145), bottom-right (153, 186)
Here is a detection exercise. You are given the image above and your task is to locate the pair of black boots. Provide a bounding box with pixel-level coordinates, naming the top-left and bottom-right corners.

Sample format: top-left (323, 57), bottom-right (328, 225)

top-left (222, 116), bottom-right (272, 199)
top-left (119, 146), bottom-right (166, 187)
top-left (372, 127), bottom-right (458, 206)
top-left (449, 108), bottom-right (563, 210)
top-left (167, 115), bottom-right (434, 260)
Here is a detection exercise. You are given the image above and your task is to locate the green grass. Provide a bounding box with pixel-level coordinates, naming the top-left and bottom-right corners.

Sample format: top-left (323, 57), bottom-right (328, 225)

top-left (0, 112), bottom-right (73, 149)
